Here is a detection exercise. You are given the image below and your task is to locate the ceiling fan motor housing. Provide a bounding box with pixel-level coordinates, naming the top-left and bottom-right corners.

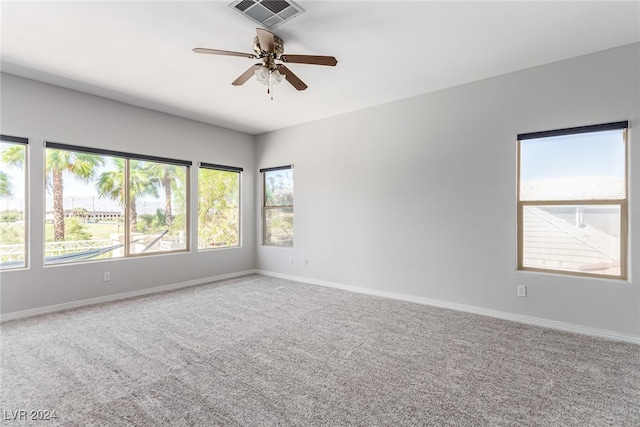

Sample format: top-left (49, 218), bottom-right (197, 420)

top-left (254, 34), bottom-right (284, 56)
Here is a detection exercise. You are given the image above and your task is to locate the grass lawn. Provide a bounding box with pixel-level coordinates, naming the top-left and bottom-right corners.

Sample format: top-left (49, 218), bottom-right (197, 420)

top-left (44, 221), bottom-right (122, 241)
top-left (84, 222), bottom-right (121, 240)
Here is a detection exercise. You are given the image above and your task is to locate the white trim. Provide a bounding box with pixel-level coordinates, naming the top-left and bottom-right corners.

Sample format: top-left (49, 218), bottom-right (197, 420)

top-left (0, 270), bottom-right (257, 322)
top-left (257, 270), bottom-right (640, 345)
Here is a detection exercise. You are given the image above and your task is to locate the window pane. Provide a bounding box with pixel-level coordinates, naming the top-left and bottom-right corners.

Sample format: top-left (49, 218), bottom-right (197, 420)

top-left (519, 130), bottom-right (625, 201)
top-left (0, 142), bottom-right (26, 269)
top-left (264, 169), bottom-right (293, 207)
top-left (264, 207), bottom-right (293, 246)
top-left (45, 149), bottom-right (124, 264)
top-left (198, 168), bottom-right (240, 249)
top-left (522, 205), bottom-right (621, 276)
top-left (129, 160), bottom-right (188, 255)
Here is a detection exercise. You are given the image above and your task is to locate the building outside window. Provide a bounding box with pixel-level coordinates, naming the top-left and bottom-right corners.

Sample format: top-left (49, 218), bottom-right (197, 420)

top-left (517, 121), bottom-right (628, 278)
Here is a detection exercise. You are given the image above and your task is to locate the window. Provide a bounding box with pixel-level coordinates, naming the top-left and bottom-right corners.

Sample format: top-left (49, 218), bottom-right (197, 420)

top-left (517, 121), bottom-right (628, 278)
top-left (44, 142), bottom-right (190, 265)
top-left (0, 135), bottom-right (28, 269)
top-left (261, 165), bottom-right (293, 246)
top-left (198, 163), bottom-right (242, 249)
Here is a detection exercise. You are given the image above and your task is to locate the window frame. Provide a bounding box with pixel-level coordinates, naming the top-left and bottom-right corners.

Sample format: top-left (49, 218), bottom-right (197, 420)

top-left (43, 141), bottom-right (191, 265)
top-left (516, 121), bottom-right (629, 279)
top-left (261, 165), bottom-right (294, 247)
top-left (0, 134), bottom-right (29, 270)
top-left (197, 162), bottom-right (243, 251)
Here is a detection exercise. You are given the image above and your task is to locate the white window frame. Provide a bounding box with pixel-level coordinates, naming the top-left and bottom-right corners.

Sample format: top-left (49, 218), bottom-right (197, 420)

top-left (517, 121), bottom-right (629, 279)
top-left (261, 165), bottom-right (294, 247)
top-left (197, 162), bottom-right (243, 250)
top-left (44, 141), bottom-right (191, 265)
top-left (0, 134), bottom-right (29, 270)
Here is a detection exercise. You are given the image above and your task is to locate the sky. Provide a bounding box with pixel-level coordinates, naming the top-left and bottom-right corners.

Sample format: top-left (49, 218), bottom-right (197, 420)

top-left (519, 129), bottom-right (626, 181)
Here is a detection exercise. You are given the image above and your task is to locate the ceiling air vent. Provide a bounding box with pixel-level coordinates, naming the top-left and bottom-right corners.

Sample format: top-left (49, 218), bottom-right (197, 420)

top-left (229, 0), bottom-right (305, 29)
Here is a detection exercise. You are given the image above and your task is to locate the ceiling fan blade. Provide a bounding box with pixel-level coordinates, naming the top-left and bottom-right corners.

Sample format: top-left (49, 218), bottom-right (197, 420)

top-left (193, 48), bottom-right (256, 59)
top-left (232, 64), bottom-right (262, 86)
top-left (280, 54), bottom-right (338, 66)
top-left (256, 28), bottom-right (275, 53)
top-left (277, 65), bottom-right (308, 91)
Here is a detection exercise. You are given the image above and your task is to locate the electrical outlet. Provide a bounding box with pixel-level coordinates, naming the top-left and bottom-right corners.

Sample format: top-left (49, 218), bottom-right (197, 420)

top-left (517, 285), bottom-right (527, 297)
top-left (104, 272), bottom-right (111, 282)
top-left (304, 259), bottom-right (309, 267)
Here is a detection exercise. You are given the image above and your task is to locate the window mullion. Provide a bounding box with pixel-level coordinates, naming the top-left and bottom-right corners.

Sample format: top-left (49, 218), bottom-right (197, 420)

top-left (124, 158), bottom-right (131, 257)
top-left (520, 199), bottom-right (626, 206)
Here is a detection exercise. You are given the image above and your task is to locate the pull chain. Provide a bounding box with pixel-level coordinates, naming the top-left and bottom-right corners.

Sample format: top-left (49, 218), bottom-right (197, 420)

top-left (268, 70), bottom-right (274, 101)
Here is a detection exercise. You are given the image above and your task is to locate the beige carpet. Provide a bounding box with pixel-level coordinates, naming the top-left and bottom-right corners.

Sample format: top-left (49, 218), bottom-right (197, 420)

top-left (1, 274), bottom-right (638, 426)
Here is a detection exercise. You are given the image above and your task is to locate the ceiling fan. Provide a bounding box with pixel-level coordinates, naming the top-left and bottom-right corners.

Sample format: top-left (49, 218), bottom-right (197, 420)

top-left (193, 28), bottom-right (337, 96)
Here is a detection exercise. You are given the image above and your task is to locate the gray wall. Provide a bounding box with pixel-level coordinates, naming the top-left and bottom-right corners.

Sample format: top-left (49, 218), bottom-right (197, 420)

top-left (255, 43), bottom-right (640, 337)
top-left (0, 73), bottom-right (256, 314)
top-left (2, 44), bottom-right (638, 338)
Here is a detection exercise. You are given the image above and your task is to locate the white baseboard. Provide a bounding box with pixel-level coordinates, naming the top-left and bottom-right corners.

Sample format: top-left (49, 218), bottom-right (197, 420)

top-left (0, 269), bottom-right (257, 322)
top-left (257, 270), bottom-right (640, 345)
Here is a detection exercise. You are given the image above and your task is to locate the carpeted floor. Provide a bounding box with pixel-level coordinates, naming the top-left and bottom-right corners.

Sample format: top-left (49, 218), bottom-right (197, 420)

top-left (1, 274), bottom-right (638, 426)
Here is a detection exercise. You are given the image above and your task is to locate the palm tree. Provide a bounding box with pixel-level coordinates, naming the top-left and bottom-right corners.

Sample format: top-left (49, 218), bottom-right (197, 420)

top-left (0, 171), bottom-right (13, 199)
top-left (147, 163), bottom-right (183, 227)
top-left (1, 144), bottom-right (25, 167)
top-left (0, 144), bottom-right (25, 199)
top-left (95, 159), bottom-right (158, 233)
top-left (46, 149), bottom-right (104, 241)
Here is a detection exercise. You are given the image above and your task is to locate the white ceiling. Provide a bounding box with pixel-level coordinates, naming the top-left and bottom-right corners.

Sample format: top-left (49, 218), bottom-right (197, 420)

top-left (1, 1), bottom-right (639, 135)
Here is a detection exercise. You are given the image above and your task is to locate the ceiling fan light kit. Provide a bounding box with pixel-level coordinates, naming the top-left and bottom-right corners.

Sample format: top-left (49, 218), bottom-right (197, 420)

top-left (193, 27), bottom-right (337, 99)
top-left (255, 67), bottom-right (285, 100)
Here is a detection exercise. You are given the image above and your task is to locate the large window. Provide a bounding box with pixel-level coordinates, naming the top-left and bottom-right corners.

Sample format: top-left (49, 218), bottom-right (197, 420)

top-left (44, 142), bottom-right (190, 265)
top-left (261, 165), bottom-right (293, 246)
top-left (198, 163), bottom-right (242, 249)
top-left (0, 135), bottom-right (28, 269)
top-left (517, 122), bottom-right (628, 278)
